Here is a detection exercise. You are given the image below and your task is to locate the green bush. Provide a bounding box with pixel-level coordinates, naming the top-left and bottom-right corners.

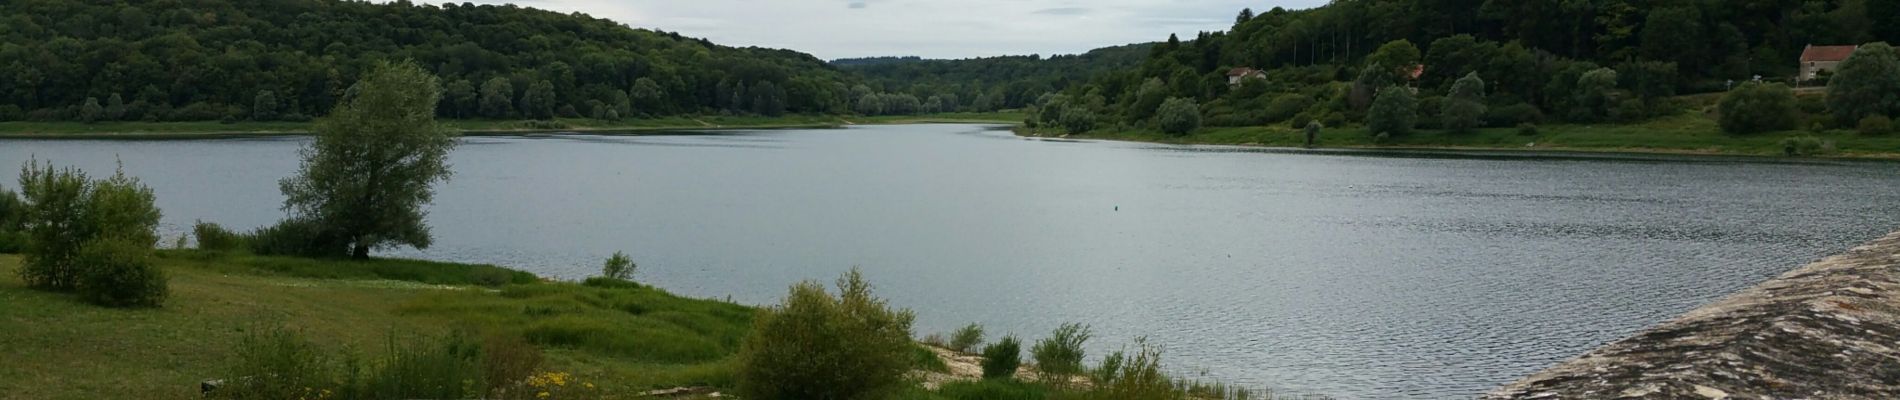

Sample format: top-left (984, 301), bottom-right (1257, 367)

top-left (248, 217), bottom-right (349, 258)
top-left (1442, 73), bottom-right (1487, 132)
top-left (1779, 136), bottom-right (1830, 156)
top-left (601, 251), bottom-right (635, 281)
top-left (949, 323), bottom-right (986, 353)
top-left (17, 161), bottom-right (161, 292)
top-left (737, 269), bottom-right (916, 400)
top-left (1155, 97), bottom-right (1201, 136)
top-left (1827, 43), bottom-right (1900, 126)
top-left (1718, 82), bottom-right (1798, 134)
top-left (1860, 115), bottom-right (1893, 135)
top-left (75, 239), bottom-right (167, 307)
top-left (1031, 323), bottom-right (1091, 381)
top-left (1263, 94), bottom-right (1312, 122)
top-left (193, 221), bottom-right (247, 251)
top-left (1517, 123), bottom-right (1539, 136)
top-left (1059, 107), bottom-right (1097, 134)
top-left (1086, 342), bottom-right (1183, 400)
top-left (1366, 86), bottom-right (1417, 137)
top-left (980, 335), bottom-right (1022, 379)
top-left (1289, 111), bottom-right (1315, 130)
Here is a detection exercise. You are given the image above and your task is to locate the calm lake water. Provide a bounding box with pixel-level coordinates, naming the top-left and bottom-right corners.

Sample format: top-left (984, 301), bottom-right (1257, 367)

top-left (6, 124), bottom-right (1900, 398)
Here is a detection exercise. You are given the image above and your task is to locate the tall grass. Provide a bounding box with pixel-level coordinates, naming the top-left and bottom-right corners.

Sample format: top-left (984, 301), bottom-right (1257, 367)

top-left (208, 328), bottom-right (558, 400)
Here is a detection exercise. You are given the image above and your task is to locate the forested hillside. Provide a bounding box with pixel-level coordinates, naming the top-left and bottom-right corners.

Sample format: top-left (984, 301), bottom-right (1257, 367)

top-left (1012, 0), bottom-right (1900, 135)
top-left (0, 0), bottom-right (861, 123)
top-left (836, 44), bottom-right (1153, 112)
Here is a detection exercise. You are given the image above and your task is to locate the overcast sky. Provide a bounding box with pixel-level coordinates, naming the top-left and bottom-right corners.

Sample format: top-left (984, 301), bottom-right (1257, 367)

top-left (474, 0), bottom-right (1327, 60)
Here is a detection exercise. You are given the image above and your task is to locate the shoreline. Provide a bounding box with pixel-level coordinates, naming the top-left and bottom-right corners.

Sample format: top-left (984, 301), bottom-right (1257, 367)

top-left (1017, 127), bottom-right (1900, 161)
top-left (0, 113), bottom-right (1025, 140)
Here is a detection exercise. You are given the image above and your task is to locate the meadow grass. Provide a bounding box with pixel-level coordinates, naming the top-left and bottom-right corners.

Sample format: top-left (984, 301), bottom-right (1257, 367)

top-left (0, 252), bottom-right (754, 400)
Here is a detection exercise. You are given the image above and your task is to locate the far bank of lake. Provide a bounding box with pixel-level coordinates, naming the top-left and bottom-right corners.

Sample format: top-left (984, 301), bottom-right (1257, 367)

top-left (0, 112), bottom-right (1026, 139)
top-left (1022, 112), bottom-right (1900, 159)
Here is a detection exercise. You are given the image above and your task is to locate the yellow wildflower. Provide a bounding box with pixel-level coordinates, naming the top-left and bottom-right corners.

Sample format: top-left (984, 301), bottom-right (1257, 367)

top-left (537, 391), bottom-right (551, 399)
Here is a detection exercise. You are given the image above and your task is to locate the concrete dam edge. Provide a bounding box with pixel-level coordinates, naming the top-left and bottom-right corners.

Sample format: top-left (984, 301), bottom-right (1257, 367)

top-left (1484, 230), bottom-right (1900, 399)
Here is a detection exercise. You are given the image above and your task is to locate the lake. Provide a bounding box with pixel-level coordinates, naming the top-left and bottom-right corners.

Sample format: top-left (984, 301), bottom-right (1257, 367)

top-left (5, 124), bottom-right (1900, 398)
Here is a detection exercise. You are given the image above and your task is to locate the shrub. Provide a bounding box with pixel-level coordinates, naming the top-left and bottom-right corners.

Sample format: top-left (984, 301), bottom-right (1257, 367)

top-left (248, 218), bottom-right (348, 258)
top-left (1860, 115), bottom-right (1894, 135)
top-left (949, 323), bottom-right (986, 353)
top-left (1155, 97), bottom-right (1201, 136)
top-left (1610, 98), bottom-right (1651, 123)
top-left (980, 335), bottom-right (1022, 379)
top-left (1780, 136), bottom-right (1829, 156)
top-left (1031, 323), bottom-right (1091, 382)
top-left (1087, 341), bottom-right (1182, 400)
top-left (1827, 43), bottom-right (1900, 126)
top-left (75, 239), bottom-right (167, 307)
top-left (1442, 72), bottom-right (1487, 132)
top-left (1367, 86), bottom-right (1416, 137)
top-left (1517, 123), bottom-right (1539, 136)
top-left (194, 221), bottom-right (246, 251)
top-left (737, 269), bottom-right (916, 400)
top-left (1303, 120), bottom-right (1324, 147)
top-left (17, 161), bottom-right (162, 291)
top-left (1059, 107), bottom-right (1097, 134)
top-left (1264, 94), bottom-right (1312, 122)
top-left (601, 251), bottom-right (635, 281)
top-left (1718, 82), bottom-right (1799, 134)
top-left (1289, 111), bottom-right (1315, 130)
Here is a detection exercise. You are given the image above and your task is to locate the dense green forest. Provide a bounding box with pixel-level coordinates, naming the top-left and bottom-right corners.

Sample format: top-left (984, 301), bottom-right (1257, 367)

top-left (933, 0), bottom-right (1900, 135)
top-left (0, 0), bottom-right (870, 123)
top-left (833, 44), bottom-right (1153, 112)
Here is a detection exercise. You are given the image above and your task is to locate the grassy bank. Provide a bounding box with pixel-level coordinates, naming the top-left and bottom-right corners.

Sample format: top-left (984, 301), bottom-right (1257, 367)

top-left (1027, 112), bottom-right (1900, 159)
top-left (0, 251), bottom-right (753, 400)
top-left (0, 112), bottom-right (1025, 139)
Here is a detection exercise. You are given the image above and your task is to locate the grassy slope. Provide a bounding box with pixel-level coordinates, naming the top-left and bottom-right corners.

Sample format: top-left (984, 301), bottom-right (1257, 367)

top-left (0, 252), bottom-right (753, 400)
top-left (0, 112), bottom-right (1026, 138)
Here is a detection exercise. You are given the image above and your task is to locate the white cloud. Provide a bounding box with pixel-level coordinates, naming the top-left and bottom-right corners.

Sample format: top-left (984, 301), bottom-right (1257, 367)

top-left (441, 0), bottom-right (1328, 59)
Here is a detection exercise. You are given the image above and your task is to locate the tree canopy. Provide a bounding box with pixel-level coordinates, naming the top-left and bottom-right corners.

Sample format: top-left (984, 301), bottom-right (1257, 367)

top-left (279, 61), bottom-right (456, 259)
top-left (0, 0), bottom-right (861, 122)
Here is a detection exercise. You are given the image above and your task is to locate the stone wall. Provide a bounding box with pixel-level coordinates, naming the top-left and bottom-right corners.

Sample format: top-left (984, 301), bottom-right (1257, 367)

top-left (1485, 231), bottom-right (1900, 399)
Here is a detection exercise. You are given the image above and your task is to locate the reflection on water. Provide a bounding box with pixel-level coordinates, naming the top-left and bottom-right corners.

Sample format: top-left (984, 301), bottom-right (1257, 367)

top-left (5, 124), bottom-right (1899, 399)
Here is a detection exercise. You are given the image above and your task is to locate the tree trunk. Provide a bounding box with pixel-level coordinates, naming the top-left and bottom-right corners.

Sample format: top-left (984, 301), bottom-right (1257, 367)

top-left (352, 243), bottom-right (369, 259)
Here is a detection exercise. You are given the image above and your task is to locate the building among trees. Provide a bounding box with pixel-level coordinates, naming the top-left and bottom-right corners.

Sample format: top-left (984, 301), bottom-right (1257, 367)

top-left (1226, 68), bottom-right (1266, 86)
top-left (1802, 45), bottom-right (1860, 81)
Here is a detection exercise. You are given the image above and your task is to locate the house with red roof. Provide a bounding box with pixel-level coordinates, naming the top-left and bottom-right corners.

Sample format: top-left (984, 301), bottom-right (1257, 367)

top-left (1801, 45), bottom-right (1858, 81)
top-left (1226, 67), bottom-right (1266, 86)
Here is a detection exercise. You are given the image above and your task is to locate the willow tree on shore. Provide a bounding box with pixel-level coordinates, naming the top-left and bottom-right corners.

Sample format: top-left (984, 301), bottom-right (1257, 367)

top-left (279, 61), bottom-right (456, 259)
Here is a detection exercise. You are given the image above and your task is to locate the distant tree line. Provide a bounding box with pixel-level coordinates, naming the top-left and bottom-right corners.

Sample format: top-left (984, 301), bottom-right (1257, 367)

top-left (836, 44), bottom-right (1155, 114)
top-left (977, 0), bottom-right (1900, 137)
top-left (0, 0), bottom-right (874, 123)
